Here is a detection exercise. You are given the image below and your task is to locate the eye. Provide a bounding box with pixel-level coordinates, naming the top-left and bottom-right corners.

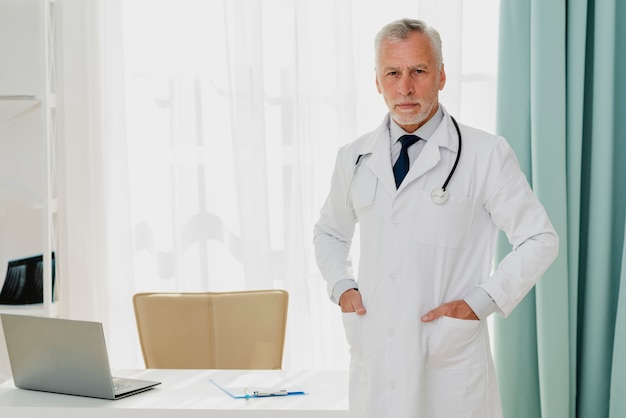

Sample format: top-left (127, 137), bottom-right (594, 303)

top-left (386, 71), bottom-right (399, 77)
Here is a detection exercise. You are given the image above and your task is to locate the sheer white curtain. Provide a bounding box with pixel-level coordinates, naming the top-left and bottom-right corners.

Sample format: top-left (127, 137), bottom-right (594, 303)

top-left (59, 0), bottom-right (499, 370)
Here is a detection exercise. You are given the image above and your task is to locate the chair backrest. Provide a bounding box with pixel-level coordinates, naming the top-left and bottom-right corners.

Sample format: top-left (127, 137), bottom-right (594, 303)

top-left (132, 290), bottom-right (288, 369)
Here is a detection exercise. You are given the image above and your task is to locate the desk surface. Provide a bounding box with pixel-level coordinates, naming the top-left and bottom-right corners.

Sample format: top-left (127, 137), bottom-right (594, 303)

top-left (0, 369), bottom-right (349, 418)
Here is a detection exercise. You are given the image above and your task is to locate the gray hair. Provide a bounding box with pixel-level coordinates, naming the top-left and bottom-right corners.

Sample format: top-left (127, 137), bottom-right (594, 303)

top-left (374, 18), bottom-right (443, 69)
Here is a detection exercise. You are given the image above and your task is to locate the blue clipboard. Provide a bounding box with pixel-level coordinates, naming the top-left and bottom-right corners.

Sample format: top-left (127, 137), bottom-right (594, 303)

top-left (209, 373), bottom-right (307, 399)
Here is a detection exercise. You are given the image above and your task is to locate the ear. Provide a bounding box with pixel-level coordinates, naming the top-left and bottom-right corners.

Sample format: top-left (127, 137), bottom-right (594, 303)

top-left (438, 64), bottom-right (447, 90)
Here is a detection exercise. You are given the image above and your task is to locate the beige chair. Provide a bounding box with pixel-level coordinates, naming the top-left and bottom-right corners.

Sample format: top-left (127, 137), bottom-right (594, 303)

top-left (132, 290), bottom-right (288, 369)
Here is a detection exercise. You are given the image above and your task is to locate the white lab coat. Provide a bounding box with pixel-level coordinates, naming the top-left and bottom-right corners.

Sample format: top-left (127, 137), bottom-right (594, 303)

top-left (314, 107), bottom-right (558, 418)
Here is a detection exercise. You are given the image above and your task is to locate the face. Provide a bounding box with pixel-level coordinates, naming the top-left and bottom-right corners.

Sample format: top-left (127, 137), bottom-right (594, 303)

top-left (375, 31), bottom-right (446, 132)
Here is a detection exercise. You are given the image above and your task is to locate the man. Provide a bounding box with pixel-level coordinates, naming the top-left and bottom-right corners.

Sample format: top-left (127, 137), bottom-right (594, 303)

top-left (313, 18), bottom-right (558, 418)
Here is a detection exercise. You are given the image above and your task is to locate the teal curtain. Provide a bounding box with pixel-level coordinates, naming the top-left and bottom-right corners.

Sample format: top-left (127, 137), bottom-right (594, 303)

top-left (493, 0), bottom-right (626, 417)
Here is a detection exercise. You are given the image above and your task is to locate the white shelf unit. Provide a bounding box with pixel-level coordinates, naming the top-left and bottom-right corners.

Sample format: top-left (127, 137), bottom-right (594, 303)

top-left (0, 0), bottom-right (59, 317)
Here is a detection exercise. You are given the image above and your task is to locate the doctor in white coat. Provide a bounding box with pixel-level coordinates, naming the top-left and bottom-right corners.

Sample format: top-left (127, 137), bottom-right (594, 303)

top-left (314, 18), bottom-right (559, 418)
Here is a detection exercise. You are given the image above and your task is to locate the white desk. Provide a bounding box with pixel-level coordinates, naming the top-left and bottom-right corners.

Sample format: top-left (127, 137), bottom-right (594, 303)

top-left (0, 369), bottom-right (349, 417)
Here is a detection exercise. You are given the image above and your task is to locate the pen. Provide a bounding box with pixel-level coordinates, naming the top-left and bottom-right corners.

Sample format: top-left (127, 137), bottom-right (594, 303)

top-left (253, 389), bottom-right (289, 397)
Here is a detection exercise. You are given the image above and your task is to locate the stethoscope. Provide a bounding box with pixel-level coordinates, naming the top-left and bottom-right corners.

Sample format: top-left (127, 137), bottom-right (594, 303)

top-left (351, 115), bottom-right (462, 206)
top-left (430, 115), bottom-right (462, 204)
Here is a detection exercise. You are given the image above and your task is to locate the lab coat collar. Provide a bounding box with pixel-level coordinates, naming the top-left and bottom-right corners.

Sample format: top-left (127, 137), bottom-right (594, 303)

top-left (432, 105), bottom-right (459, 153)
top-left (352, 106), bottom-right (460, 195)
top-left (353, 114), bottom-right (397, 195)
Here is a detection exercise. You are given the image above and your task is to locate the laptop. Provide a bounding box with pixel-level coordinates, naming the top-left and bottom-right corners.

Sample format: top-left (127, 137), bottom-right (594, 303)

top-left (0, 313), bottom-right (160, 399)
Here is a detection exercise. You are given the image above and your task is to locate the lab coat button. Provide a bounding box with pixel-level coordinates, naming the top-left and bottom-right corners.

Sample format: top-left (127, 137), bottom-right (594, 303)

top-left (387, 329), bottom-right (395, 337)
top-left (388, 382), bottom-right (396, 391)
top-left (389, 274), bottom-right (396, 282)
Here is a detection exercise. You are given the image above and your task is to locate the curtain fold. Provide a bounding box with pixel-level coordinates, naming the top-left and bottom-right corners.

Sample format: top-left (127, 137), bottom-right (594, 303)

top-left (610, 1), bottom-right (626, 414)
top-left (495, 0), bottom-right (626, 417)
top-left (611, 222), bottom-right (626, 416)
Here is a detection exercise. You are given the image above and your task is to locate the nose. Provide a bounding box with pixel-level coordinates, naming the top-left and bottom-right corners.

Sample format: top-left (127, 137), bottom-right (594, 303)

top-left (398, 73), bottom-right (414, 96)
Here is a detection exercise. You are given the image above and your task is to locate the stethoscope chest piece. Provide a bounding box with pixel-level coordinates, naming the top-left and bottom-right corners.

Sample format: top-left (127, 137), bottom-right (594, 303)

top-left (431, 187), bottom-right (449, 204)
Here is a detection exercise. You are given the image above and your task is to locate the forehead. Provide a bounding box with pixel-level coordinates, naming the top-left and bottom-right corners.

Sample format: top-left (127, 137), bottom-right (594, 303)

top-left (378, 32), bottom-right (436, 67)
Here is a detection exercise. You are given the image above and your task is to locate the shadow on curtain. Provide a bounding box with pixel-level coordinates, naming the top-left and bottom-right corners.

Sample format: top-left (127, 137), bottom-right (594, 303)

top-left (493, 0), bottom-right (626, 417)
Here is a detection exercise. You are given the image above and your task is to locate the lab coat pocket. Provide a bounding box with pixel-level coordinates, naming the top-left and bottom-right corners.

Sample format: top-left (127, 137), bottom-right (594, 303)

top-left (348, 167), bottom-right (377, 209)
top-left (426, 316), bottom-right (484, 370)
top-left (341, 312), bottom-right (363, 359)
top-left (413, 192), bottom-right (475, 248)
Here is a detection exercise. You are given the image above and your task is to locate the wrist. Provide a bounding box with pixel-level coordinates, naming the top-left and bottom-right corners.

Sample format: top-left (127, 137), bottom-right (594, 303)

top-left (331, 279), bottom-right (359, 304)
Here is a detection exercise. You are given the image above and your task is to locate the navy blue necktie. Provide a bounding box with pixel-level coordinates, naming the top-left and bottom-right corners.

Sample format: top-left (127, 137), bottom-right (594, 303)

top-left (393, 135), bottom-right (420, 188)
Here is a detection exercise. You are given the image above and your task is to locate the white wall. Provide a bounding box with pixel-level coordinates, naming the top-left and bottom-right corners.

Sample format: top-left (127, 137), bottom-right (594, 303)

top-left (0, 0), bottom-right (48, 381)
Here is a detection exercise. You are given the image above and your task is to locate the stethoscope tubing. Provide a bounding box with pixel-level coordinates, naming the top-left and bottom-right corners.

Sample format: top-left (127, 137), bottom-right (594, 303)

top-left (346, 114), bottom-right (462, 207)
top-left (443, 115), bottom-right (462, 192)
